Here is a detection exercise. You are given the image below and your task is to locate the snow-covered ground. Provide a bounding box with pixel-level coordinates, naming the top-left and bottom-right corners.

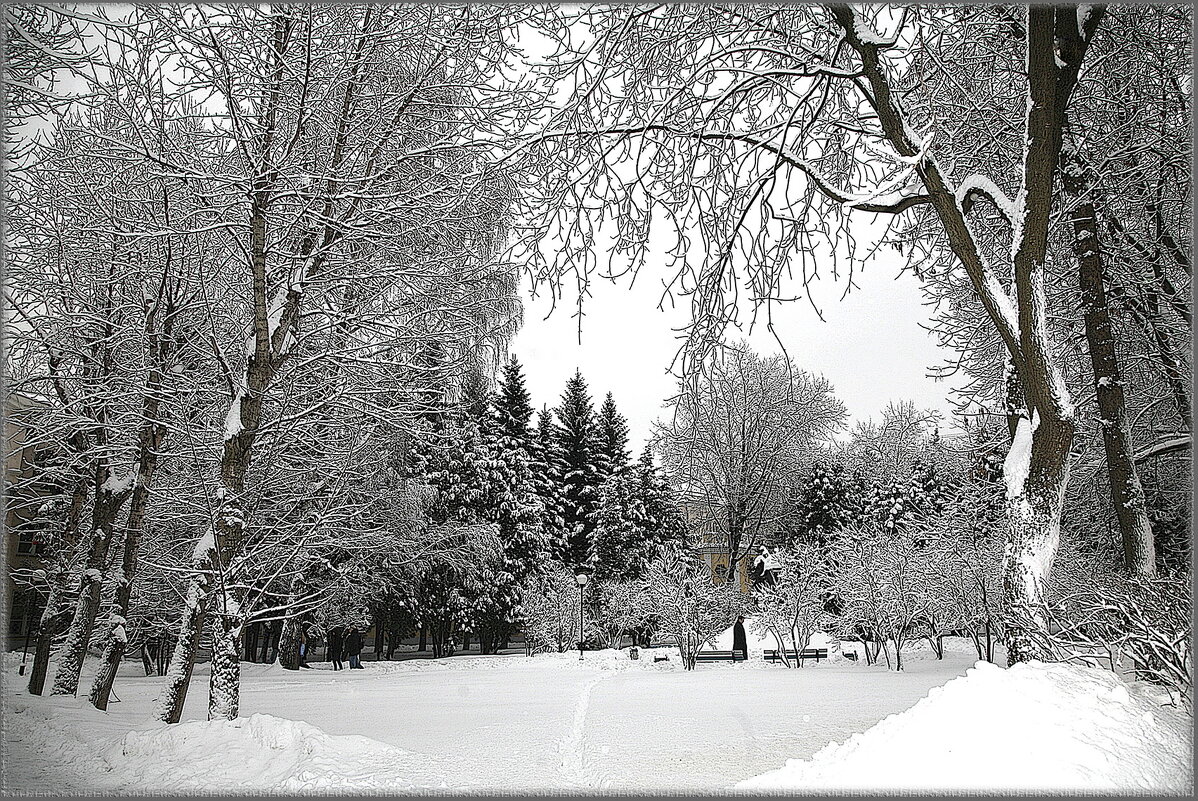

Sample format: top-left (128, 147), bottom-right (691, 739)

top-left (2, 639), bottom-right (1190, 794)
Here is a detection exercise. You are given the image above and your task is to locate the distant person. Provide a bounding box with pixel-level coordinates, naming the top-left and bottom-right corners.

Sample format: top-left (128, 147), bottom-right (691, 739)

top-left (298, 626), bottom-right (312, 668)
top-left (345, 627), bottom-right (364, 669)
top-left (732, 615), bottom-right (748, 662)
top-left (327, 627), bottom-right (344, 671)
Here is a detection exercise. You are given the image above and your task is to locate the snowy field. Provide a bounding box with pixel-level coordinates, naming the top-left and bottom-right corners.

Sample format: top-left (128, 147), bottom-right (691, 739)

top-left (2, 640), bottom-right (1191, 794)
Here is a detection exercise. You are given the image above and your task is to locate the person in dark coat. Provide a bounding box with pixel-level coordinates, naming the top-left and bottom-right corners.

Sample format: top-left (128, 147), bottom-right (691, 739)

top-left (327, 627), bottom-right (344, 671)
top-left (732, 616), bottom-right (748, 662)
top-left (344, 627), bottom-right (364, 669)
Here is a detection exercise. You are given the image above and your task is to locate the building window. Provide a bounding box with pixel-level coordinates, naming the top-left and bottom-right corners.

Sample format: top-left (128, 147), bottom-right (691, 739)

top-left (15, 527), bottom-right (46, 557)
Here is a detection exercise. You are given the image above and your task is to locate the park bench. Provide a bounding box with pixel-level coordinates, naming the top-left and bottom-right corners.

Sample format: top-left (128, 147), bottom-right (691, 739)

top-left (695, 650), bottom-right (746, 662)
top-left (764, 647), bottom-right (828, 665)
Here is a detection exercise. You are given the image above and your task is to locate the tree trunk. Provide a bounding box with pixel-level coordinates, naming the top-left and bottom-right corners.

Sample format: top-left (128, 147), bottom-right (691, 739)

top-left (244, 623), bottom-right (260, 662)
top-left (87, 614), bottom-right (127, 711)
top-left (277, 615), bottom-right (303, 670)
top-left (831, 5), bottom-right (1096, 667)
top-left (418, 624), bottom-right (427, 651)
top-left (51, 477), bottom-right (132, 697)
top-left (88, 298), bottom-right (175, 709)
top-left (154, 575), bottom-right (209, 723)
top-left (141, 641), bottom-right (153, 676)
top-left (89, 459), bottom-right (156, 708)
top-left (208, 605), bottom-right (244, 721)
top-left (1001, 416), bottom-right (1074, 664)
top-left (1070, 194), bottom-right (1155, 576)
top-left (27, 478), bottom-right (89, 695)
top-left (26, 572), bottom-right (70, 696)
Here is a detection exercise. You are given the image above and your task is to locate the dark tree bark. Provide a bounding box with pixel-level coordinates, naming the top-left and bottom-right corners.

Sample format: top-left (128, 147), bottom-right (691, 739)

top-left (1065, 171), bottom-right (1155, 576)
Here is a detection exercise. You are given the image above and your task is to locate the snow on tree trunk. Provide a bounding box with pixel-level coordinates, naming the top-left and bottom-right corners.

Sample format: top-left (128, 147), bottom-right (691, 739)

top-left (26, 571), bottom-right (69, 696)
top-left (1001, 415), bottom-right (1073, 664)
top-left (50, 477), bottom-right (132, 697)
top-left (87, 613), bottom-right (127, 711)
top-left (90, 307), bottom-right (175, 709)
top-left (154, 542), bottom-right (214, 724)
top-left (89, 475), bottom-right (153, 709)
top-left (208, 604), bottom-right (244, 721)
top-left (27, 477), bottom-right (89, 695)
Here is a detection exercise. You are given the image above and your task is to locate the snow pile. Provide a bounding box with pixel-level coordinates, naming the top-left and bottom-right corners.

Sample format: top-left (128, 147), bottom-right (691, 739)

top-left (107, 714), bottom-right (431, 792)
top-left (2, 688), bottom-right (441, 793)
top-left (736, 660), bottom-right (1192, 793)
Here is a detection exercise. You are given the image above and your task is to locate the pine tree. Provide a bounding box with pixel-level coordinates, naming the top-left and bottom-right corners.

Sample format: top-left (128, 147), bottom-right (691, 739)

top-left (552, 370), bottom-right (603, 567)
top-left (597, 392), bottom-right (631, 476)
top-left (867, 480), bottom-right (908, 535)
top-left (591, 472), bottom-right (648, 582)
top-left (421, 411), bottom-right (547, 654)
top-left (495, 355), bottom-right (535, 444)
top-left (907, 459), bottom-right (946, 518)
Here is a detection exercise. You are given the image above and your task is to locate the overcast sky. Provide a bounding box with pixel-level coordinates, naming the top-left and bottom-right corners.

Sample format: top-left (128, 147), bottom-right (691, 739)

top-left (509, 256), bottom-right (966, 452)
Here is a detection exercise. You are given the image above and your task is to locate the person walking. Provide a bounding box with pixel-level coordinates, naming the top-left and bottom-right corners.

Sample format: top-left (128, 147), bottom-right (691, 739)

top-left (732, 615), bottom-right (749, 662)
top-left (327, 627), bottom-right (344, 671)
top-left (298, 625), bottom-right (312, 668)
top-left (345, 627), bottom-right (364, 669)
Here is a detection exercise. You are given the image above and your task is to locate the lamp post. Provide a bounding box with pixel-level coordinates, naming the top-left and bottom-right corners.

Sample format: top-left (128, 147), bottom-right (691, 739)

top-left (574, 567), bottom-right (591, 661)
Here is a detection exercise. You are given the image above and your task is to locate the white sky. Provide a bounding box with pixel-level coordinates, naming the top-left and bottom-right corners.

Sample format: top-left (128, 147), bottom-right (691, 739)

top-left (510, 256), bottom-right (966, 452)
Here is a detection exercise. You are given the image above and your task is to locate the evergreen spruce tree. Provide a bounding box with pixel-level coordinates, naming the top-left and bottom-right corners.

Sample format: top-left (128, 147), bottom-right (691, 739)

top-left (552, 370), bottom-right (604, 567)
top-left (460, 367), bottom-right (494, 434)
top-left (533, 406), bottom-right (568, 561)
top-left (907, 459), bottom-right (946, 518)
top-left (597, 392), bottom-right (631, 476)
top-left (635, 445), bottom-right (688, 552)
top-left (867, 479), bottom-right (908, 535)
top-left (495, 355), bottom-right (535, 444)
top-left (422, 409), bottom-right (546, 654)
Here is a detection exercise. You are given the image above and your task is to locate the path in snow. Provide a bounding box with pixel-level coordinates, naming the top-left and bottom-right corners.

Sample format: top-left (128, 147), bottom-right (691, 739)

top-left (557, 673), bottom-right (611, 789)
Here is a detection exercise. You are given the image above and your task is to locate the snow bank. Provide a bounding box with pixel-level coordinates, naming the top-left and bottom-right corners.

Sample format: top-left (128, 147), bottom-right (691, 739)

top-left (2, 689), bottom-right (437, 793)
top-left (107, 714), bottom-right (430, 792)
top-left (736, 660), bottom-right (1192, 793)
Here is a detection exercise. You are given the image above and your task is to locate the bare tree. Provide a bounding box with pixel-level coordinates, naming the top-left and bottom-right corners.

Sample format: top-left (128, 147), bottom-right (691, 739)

top-left (654, 344), bottom-right (845, 579)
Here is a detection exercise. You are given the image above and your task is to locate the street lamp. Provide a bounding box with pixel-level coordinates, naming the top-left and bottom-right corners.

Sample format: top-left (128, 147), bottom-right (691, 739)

top-left (574, 566), bottom-right (591, 661)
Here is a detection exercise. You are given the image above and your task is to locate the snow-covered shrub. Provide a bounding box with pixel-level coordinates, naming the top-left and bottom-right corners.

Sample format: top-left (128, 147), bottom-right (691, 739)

top-left (637, 544), bottom-right (747, 670)
top-left (517, 564), bottom-right (580, 654)
top-left (750, 544), bottom-right (831, 666)
top-left (827, 526), bottom-right (934, 671)
top-left (1039, 556), bottom-right (1191, 703)
top-left (915, 481), bottom-right (1005, 662)
top-left (588, 579), bottom-right (650, 649)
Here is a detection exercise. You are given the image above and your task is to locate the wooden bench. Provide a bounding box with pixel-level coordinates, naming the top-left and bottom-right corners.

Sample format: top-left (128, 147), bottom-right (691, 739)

top-left (696, 650), bottom-right (746, 662)
top-left (764, 648), bottom-right (828, 665)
